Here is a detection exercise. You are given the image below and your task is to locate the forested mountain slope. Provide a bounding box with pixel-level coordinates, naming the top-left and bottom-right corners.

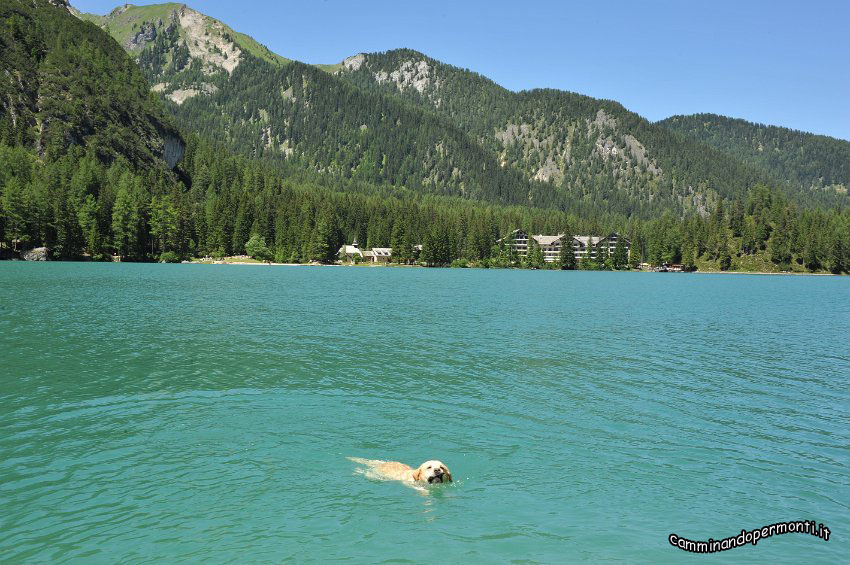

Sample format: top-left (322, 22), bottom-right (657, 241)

top-left (78, 4), bottom-right (545, 208)
top-left (1, 1), bottom-right (847, 273)
top-left (658, 113), bottom-right (850, 193)
top-left (0, 0), bottom-right (185, 258)
top-left (81, 4), bottom-right (817, 218)
top-left (334, 49), bottom-right (801, 211)
top-left (0, 0), bottom-right (182, 169)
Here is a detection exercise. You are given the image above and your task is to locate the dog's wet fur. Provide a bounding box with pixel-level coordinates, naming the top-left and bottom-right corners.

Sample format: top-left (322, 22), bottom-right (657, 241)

top-left (348, 457), bottom-right (452, 486)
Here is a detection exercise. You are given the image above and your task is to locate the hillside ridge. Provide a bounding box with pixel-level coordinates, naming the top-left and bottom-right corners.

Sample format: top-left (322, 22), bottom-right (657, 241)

top-left (659, 113), bottom-right (850, 193)
top-left (73, 3), bottom-right (848, 214)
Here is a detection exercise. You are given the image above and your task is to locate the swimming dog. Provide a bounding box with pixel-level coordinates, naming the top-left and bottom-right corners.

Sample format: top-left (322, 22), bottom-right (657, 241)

top-left (348, 457), bottom-right (452, 485)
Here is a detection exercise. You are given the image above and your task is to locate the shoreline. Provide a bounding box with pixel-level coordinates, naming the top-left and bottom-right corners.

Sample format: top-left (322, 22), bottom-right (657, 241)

top-left (192, 261), bottom-right (340, 267)
top-left (189, 260), bottom-right (840, 276)
top-left (692, 270), bottom-right (837, 276)
top-left (1, 257), bottom-right (842, 276)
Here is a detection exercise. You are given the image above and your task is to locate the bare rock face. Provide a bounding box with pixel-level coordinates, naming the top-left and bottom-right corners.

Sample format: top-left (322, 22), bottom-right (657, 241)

top-left (374, 60), bottom-right (441, 97)
top-left (162, 134), bottom-right (184, 169)
top-left (342, 54), bottom-right (366, 71)
top-left (127, 21), bottom-right (157, 50)
top-left (178, 6), bottom-right (242, 74)
top-left (22, 247), bottom-right (49, 261)
top-left (534, 157), bottom-right (561, 183)
top-left (166, 83), bottom-right (218, 105)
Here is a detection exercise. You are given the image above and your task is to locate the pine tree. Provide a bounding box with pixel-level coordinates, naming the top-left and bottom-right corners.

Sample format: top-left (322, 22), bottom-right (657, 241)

top-left (52, 186), bottom-right (84, 259)
top-left (717, 231), bottom-right (732, 271)
top-left (310, 209), bottom-right (340, 263)
top-left (768, 230), bottom-right (791, 266)
top-left (232, 197), bottom-right (252, 255)
top-left (828, 230), bottom-right (847, 274)
top-left (754, 209), bottom-right (772, 249)
top-left (2, 177), bottom-right (27, 251)
top-left (310, 215), bottom-right (332, 263)
top-left (391, 219), bottom-right (410, 264)
top-left (111, 177), bottom-right (141, 259)
top-left (612, 237), bottom-right (628, 270)
top-left (559, 236), bottom-right (576, 270)
top-left (526, 237), bottom-right (544, 269)
top-left (77, 195), bottom-right (101, 257)
top-left (803, 234), bottom-right (820, 272)
top-left (681, 243), bottom-right (697, 272)
top-left (597, 240), bottom-right (610, 270)
top-left (628, 251), bottom-right (640, 269)
top-left (421, 228), bottom-right (436, 266)
top-left (628, 238), bottom-right (641, 269)
top-left (150, 195), bottom-right (178, 256)
top-left (740, 217), bottom-right (757, 255)
top-left (399, 224), bottom-right (414, 265)
top-left (274, 213), bottom-right (288, 263)
top-left (729, 198), bottom-right (745, 237)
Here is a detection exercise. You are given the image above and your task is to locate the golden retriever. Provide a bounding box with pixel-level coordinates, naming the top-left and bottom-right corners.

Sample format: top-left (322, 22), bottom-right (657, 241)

top-left (348, 457), bottom-right (452, 485)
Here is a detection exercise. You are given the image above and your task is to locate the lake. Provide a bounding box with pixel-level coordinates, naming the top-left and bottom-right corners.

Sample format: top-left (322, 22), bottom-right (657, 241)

top-left (1, 263), bottom-right (848, 562)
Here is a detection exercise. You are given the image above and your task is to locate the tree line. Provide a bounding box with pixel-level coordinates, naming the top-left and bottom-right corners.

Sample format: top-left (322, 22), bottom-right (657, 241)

top-left (1, 135), bottom-right (848, 273)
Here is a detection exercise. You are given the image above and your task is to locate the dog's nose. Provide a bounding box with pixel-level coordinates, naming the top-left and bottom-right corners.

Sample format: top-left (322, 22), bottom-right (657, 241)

top-left (434, 468), bottom-right (443, 475)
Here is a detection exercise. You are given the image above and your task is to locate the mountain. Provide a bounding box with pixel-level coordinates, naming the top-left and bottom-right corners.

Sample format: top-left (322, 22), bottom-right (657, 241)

top-left (76, 4), bottom-right (542, 209)
top-left (334, 49), bottom-right (780, 211)
top-left (0, 0), bottom-right (182, 169)
top-left (1, 1), bottom-right (847, 272)
top-left (658, 113), bottom-right (850, 194)
top-left (77, 2), bottom-right (291, 73)
top-left (79, 3), bottom-right (808, 218)
top-left (0, 0), bottom-right (186, 259)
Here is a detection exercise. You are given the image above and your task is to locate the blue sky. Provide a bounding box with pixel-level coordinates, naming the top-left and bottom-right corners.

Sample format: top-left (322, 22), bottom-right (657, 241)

top-left (73, 0), bottom-right (850, 140)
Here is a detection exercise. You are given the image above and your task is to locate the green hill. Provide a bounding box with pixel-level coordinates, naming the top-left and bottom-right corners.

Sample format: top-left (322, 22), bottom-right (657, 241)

top-left (78, 4), bottom-right (546, 208)
top-left (78, 3), bottom-right (290, 68)
top-left (658, 113), bottom-right (850, 194)
top-left (1, 1), bottom-right (847, 272)
top-left (82, 5), bottom-right (817, 218)
top-left (0, 0), bottom-right (185, 258)
top-left (0, 0), bottom-right (182, 169)
top-left (334, 49), bottom-right (798, 211)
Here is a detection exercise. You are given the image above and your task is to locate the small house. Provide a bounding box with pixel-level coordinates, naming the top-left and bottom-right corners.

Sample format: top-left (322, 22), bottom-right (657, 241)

top-left (369, 247), bottom-right (392, 263)
top-left (338, 241), bottom-right (364, 263)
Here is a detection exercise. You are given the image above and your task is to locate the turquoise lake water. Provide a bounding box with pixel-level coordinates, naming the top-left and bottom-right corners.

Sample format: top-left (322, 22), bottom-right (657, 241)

top-left (1, 263), bottom-right (848, 562)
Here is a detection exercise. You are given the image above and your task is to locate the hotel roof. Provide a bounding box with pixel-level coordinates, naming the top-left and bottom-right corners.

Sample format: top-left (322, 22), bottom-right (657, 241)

top-left (532, 234), bottom-right (566, 245)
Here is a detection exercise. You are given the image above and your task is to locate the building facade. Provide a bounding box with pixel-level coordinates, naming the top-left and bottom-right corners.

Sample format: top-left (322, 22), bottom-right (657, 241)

top-left (500, 230), bottom-right (631, 263)
top-left (534, 235), bottom-right (565, 263)
top-left (369, 248), bottom-right (392, 263)
top-left (500, 229), bottom-right (530, 257)
top-left (337, 242), bottom-right (364, 262)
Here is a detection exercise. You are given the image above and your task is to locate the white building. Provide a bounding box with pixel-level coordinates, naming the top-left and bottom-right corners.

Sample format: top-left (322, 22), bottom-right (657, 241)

top-left (366, 247), bottom-right (392, 263)
top-left (534, 234), bottom-right (567, 263)
top-left (573, 233), bottom-right (629, 261)
top-left (338, 241), bottom-right (364, 262)
top-left (499, 229), bottom-right (530, 257)
top-left (500, 231), bottom-right (630, 262)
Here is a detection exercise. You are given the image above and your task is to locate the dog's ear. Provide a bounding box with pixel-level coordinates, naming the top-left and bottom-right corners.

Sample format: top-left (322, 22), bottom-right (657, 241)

top-left (443, 465), bottom-right (452, 482)
top-left (412, 467), bottom-right (422, 481)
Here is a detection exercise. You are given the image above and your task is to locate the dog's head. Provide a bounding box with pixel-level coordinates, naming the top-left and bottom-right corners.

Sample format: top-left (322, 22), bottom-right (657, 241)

top-left (412, 460), bottom-right (452, 484)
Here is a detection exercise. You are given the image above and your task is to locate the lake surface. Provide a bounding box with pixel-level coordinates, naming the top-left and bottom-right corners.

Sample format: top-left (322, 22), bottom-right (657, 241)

top-left (1, 263), bottom-right (848, 562)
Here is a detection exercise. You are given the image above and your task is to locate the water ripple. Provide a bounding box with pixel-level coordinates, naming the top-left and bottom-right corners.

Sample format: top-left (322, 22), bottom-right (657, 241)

top-left (1, 264), bottom-right (848, 561)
